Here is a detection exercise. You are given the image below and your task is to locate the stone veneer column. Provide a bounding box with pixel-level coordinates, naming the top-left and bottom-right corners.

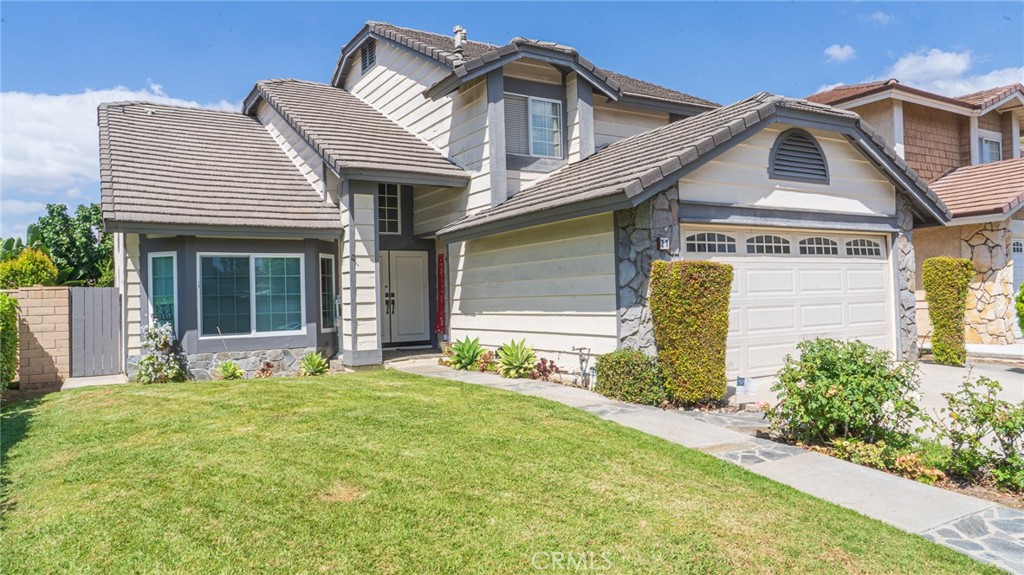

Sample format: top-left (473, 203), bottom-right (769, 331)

top-left (614, 189), bottom-right (679, 354)
top-left (961, 220), bottom-right (1017, 345)
top-left (895, 194), bottom-right (918, 360)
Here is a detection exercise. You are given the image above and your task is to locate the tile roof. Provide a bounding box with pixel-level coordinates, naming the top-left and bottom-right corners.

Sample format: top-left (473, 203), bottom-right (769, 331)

top-left (808, 80), bottom-right (1024, 111)
top-left (438, 93), bottom-right (947, 238)
top-left (345, 22), bottom-right (718, 109)
top-left (245, 79), bottom-right (469, 182)
top-left (956, 83), bottom-right (1024, 108)
top-left (928, 158), bottom-right (1024, 219)
top-left (98, 102), bottom-right (342, 232)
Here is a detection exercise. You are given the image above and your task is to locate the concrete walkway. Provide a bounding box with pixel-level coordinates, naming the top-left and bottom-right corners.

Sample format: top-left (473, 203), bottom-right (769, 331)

top-left (397, 360), bottom-right (1024, 574)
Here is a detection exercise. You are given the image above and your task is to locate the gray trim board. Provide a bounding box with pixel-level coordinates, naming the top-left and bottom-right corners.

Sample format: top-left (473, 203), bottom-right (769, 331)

top-left (106, 221), bottom-right (342, 239)
top-left (677, 202), bottom-right (900, 233)
top-left (576, 77), bottom-right (595, 159)
top-left (504, 77), bottom-right (564, 100)
top-left (506, 155), bottom-right (567, 171)
top-left (339, 169), bottom-right (468, 188)
top-left (486, 69), bottom-right (508, 207)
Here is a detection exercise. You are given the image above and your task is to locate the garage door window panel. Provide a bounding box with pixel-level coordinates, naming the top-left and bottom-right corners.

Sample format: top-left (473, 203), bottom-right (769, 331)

top-left (799, 237), bottom-right (839, 256)
top-left (846, 238), bottom-right (883, 257)
top-left (686, 232), bottom-right (736, 253)
top-left (746, 235), bottom-right (791, 255)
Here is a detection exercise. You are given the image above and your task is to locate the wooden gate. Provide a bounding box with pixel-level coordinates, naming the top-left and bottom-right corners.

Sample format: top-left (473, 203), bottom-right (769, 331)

top-left (70, 287), bottom-right (121, 377)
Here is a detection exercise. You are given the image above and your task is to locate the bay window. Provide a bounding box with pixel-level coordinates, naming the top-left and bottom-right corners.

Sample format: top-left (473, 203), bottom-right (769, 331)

top-left (199, 254), bottom-right (304, 337)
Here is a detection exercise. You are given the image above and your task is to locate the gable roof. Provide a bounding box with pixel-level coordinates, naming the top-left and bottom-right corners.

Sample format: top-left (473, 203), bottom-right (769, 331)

top-left (243, 79), bottom-right (469, 187)
top-left (808, 79), bottom-right (1024, 114)
top-left (332, 21), bottom-right (718, 111)
top-left (437, 93), bottom-right (949, 241)
top-left (957, 83), bottom-right (1024, 109)
top-left (98, 102), bottom-right (342, 235)
top-left (928, 158), bottom-right (1024, 220)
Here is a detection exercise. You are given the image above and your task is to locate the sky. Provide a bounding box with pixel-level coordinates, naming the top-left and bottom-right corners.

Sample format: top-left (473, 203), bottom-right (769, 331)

top-left (2, 1), bottom-right (1023, 239)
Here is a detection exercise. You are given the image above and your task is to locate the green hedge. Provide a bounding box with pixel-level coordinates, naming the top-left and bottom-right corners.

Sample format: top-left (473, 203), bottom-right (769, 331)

top-left (922, 257), bottom-right (974, 366)
top-left (0, 293), bottom-right (18, 393)
top-left (649, 260), bottom-right (733, 404)
top-left (594, 348), bottom-right (667, 406)
top-left (1016, 284), bottom-right (1024, 335)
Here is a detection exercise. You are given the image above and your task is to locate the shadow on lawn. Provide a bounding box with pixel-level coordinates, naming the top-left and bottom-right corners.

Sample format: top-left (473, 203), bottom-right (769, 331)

top-left (0, 397), bottom-right (43, 522)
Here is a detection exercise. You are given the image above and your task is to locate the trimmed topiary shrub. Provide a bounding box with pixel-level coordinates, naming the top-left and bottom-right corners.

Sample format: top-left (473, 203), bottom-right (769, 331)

top-left (0, 248), bottom-right (58, 289)
top-left (594, 348), bottom-right (667, 406)
top-left (0, 293), bottom-right (18, 393)
top-left (649, 260), bottom-right (733, 405)
top-left (922, 257), bottom-right (974, 366)
top-left (1016, 284), bottom-right (1024, 335)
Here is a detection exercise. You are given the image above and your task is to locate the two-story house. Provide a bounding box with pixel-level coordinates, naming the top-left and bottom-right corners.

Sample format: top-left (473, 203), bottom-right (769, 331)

top-left (808, 80), bottom-right (1024, 348)
top-left (101, 22), bottom-right (948, 381)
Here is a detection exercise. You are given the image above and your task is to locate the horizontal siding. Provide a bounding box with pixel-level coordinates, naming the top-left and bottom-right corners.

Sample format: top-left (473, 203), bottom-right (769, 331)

top-left (504, 60), bottom-right (562, 85)
top-left (449, 214), bottom-right (618, 364)
top-left (257, 101), bottom-right (326, 197)
top-left (339, 183), bottom-right (376, 352)
top-left (345, 42), bottom-right (492, 214)
top-left (680, 124), bottom-right (897, 216)
top-left (507, 168), bottom-right (547, 197)
top-left (125, 233), bottom-right (142, 357)
top-left (413, 184), bottom-right (464, 236)
top-left (593, 100), bottom-right (669, 149)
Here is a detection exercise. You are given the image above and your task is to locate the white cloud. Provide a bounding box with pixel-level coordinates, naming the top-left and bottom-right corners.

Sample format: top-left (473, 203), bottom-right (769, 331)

top-left (885, 48), bottom-right (1024, 96)
top-left (0, 83), bottom-right (239, 238)
top-left (816, 82), bottom-right (845, 93)
top-left (864, 11), bottom-right (894, 25)
top-left (824, 44), bottom-right (856, 63)
top-left (2, 199), bottom-right (46, 215)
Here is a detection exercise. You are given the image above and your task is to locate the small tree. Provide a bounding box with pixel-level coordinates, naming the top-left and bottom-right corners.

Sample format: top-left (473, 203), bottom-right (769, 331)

top-left (922, 257), bottom-right (974, 366)
top-left (1016, 284), bottom-right (1024, 335)
top-left (0, 293), bottom-right (18, 393)
top-left (0, 248), bottom-right (58, 289)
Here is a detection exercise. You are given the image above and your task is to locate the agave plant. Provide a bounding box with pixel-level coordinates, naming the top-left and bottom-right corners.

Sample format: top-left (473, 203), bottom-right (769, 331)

top-left (450, 336), bottom-right (483, 370)
top-left (497, 339), bottom-right (537, 379)
top-left (298, 351), bottom-right (330, 376)
top-left (216, 360), bottom-right (245, 380)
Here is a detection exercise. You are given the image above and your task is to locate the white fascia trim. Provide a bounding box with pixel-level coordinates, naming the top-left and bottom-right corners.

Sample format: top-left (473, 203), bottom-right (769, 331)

top-left (837, 89), bottom-right (975, 117)
top-left (978, 92), bottom-right (1024, 115)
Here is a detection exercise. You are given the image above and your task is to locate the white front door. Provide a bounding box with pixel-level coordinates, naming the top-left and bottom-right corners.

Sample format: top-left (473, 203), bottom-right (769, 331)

top-left (682, 226), bottom-right (895, 379)
top-left (381, 250), bottom-right (431, 344)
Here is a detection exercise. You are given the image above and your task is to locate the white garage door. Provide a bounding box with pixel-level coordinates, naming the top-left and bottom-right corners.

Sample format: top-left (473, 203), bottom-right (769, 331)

top-left (682, 226), bottom-right (895, 378)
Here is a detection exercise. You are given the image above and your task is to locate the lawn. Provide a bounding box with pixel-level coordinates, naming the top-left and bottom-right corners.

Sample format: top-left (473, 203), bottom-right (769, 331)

top-left (0, 371), bottom-right (999, 574)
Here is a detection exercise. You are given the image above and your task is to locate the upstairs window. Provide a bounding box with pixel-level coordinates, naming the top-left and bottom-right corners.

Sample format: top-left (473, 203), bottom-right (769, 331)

top-left (505, 93), bottom-right (562, 158)
top-left (979, 137), bottom-right (1002, 164)
top-left (769, 128), bottom-right (829, 184)
top-left (360, 39), bottom-right (376, 72)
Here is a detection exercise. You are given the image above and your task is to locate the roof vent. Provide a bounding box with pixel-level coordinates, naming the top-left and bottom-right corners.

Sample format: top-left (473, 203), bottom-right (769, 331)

top-left (769, 128), bottom-right (829, 184)
top-left (452, 25), bottom-right (467, 60)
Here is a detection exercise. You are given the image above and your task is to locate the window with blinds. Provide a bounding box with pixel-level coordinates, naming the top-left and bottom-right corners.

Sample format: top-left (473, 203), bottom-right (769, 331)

top-left (505, 93), bottom-right (562, 158)
top-left (769, 129), bottom-right (829, 183)
top-left (504, 94), bottom-right (530, 155)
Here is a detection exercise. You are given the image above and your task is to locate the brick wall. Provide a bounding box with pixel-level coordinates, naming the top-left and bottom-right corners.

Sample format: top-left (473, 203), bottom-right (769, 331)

top-left (903, 103), bottom-right (967, 183)
top-left (7, 287), bottom-right (71, 392)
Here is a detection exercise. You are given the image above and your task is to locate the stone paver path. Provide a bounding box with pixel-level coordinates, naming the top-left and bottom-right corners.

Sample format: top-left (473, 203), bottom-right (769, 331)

top-left (397, 360), bottom-right (1024, 574)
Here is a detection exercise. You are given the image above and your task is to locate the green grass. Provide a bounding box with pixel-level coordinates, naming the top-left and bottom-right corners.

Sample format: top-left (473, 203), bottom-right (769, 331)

top-left (0, 371), bottom-right (998, 574)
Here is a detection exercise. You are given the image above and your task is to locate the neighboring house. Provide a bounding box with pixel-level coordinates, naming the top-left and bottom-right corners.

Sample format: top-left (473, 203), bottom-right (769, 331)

top-left (101, 22), bottom-right (948, 381)
top-left (807, 80), bottom-right (1024, 346)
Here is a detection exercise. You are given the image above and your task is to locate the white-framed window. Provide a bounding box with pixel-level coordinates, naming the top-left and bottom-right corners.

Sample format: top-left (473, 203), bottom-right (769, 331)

top-left (846, 238), bottom-right (883, 257)
top-left (504, 93), bottom-right (563, 158)
top-left (319, 255), bottom-right (336, 333)
top-left (746, 235), bottom-right (790, 254)
top-left (148, 252), bottom-right (177, 333)
top-left (685, 232), bottom-right (737, 253)
top-left (197, 253), bottom-right (305, 338)
top-left (979, 138), bottom-right (1002, 163)
top-left (360, 39), bottom-right (376, 72)
top-left (799, 237), bottom-right (839, 255)
top-left (378, 183), bottom-right (400, 235)
top-left (1013, 240), bottom-right (1024, 254)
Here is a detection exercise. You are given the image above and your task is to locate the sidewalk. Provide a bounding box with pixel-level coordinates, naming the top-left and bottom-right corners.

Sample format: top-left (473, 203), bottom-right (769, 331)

top-left (396, 360), bottom-right (1024, 574)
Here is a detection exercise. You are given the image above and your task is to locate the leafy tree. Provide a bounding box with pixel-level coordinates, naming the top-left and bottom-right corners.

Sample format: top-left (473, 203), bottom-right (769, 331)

top-left (0, 248), bottom-right (59, 288)
top-left (32, 203), bottom-right (113, 286)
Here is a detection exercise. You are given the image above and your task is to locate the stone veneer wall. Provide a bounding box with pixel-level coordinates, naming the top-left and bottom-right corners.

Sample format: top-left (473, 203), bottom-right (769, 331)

top-left (614, 189), bottom-right (679, 353)
top-left (127, 345), bottom-right (337, 381)
top-left (961, 220), bottom-right (1016, 345)
top-left (895, 195), bottom-right (919, 359)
